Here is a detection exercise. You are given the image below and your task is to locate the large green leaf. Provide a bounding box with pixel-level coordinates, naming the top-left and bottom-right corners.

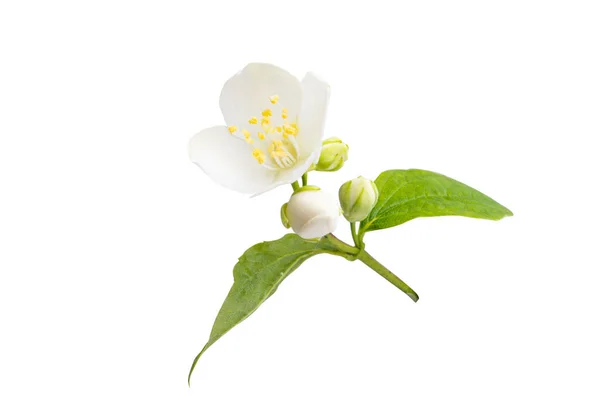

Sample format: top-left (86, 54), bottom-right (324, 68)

top-left (188, 234), bottom-right (342, 384)
top-left (360, 169), bottom-right (512, 234)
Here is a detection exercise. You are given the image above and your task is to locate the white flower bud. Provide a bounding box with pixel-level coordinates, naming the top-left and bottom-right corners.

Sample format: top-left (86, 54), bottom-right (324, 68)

top-left (314, 137), bottom-right (349, 172)
top-left (339, 176), bottom-right (379, 222)
top-left (285, 186), bottom-right (340, 239)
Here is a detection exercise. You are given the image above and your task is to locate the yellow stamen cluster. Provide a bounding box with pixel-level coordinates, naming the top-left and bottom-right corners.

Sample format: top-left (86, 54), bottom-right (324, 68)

top-left (268, 140), bottom-right (288, 158)
top-left (252, 148), bottom-right (265, 164)
top-left (228, 95), bottom-right (299, 167)
top-left (280, 123), bottom-right (298, 138)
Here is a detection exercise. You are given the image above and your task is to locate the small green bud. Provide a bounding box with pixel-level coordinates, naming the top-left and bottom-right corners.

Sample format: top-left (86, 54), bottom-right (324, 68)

top-left (280, 203), bottom-right (290, 229)
top-left (338, 176), bottom-right (379, 222)
top-left (315, 137), bottom-right (349, 172)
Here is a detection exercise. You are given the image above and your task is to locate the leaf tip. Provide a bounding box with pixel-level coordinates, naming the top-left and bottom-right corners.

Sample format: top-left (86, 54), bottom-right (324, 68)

top-left (187, 362), bottom-right (196, 387)
top-left (187, 346), bottom-right (206, 387)
top-left (498, 205), bottom-right (513, 219)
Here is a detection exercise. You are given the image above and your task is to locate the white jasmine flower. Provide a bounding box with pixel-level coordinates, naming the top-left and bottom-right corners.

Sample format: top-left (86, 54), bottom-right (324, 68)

top-left (189, 63), bottom-right (330, 194)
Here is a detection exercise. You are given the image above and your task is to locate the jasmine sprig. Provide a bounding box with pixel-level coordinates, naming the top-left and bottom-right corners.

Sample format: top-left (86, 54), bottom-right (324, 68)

top-left (187, 63), bottom-right (512, 384)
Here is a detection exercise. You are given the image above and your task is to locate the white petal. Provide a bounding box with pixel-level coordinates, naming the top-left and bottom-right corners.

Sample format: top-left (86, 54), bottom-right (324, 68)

top-left (220, 63), bottom-right (302, 129)
top-left (286, 189), bottom-right (339, 239)
top-left (276, 151), bottom-right (318, 184)
top-left (297, 72), bottom-right (330, 156)
top-left (189, 126), bottom-right (276, 194)
top-left (299, 215), bottom-right (339, 239)
top-left (250, 151), bottom-right (319, 197)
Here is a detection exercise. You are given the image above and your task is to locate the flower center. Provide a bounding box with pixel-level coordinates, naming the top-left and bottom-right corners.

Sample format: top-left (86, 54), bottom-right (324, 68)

top-left (227, 95), bottom-right (299, 170)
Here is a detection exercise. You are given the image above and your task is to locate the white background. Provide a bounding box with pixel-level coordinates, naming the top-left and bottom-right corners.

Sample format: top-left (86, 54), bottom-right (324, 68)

top-left (1, 1), bottom-right (599, 406)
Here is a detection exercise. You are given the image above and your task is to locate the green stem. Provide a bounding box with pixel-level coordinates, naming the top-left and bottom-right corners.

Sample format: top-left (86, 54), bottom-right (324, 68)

top-left (301, 173), bottom-right (308, 186)
top-left (357, 250), bottom-right (419, 303)
top-left (323, 234), bottom-right (360, 259)
top-left (357, 228), bottom-right (365, 244)
top-left (291, 181), bottom-right (300, 191)
top-left (350, 222), bottom-right (361, 248)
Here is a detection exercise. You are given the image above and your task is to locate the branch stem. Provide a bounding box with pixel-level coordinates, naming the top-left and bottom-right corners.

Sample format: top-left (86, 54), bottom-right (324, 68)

top-left (323, 234), bottom-right (359, 258)
top-left (357, 250), bottom-right (419, 302)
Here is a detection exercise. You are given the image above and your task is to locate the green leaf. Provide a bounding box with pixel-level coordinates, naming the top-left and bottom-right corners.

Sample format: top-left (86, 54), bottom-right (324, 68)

top-left (188, 234), bottom-right (342, 384)
top-left (360, 169), bottom-right (513, 234)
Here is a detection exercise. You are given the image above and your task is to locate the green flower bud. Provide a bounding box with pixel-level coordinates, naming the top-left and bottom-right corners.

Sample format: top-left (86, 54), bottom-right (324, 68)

top-left (338, 176), bottom-right (379, 222)
top-left (314, 137), bottom-right (349, 172)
